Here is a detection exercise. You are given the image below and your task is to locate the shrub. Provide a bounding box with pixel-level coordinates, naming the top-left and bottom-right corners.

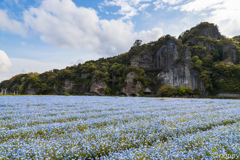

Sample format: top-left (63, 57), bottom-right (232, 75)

top-left (138, 89), bottom-right (145, 96)
top-left (193, 87), bottom-right (202, 95)
top-left (105, 87), bottom-right (111, 95)
top-left (191, 56), bottom-right (199, 63)
top-left (158, 85), bottom-right (177, 97)
top-left (203, 55), bottom-right (213, 67)
top-left (158, 85), bottom-right (200, 97)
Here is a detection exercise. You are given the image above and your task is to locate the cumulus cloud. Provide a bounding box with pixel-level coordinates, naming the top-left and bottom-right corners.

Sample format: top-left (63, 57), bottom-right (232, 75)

top-left (136, 27), bottom-right (163, 43)
top-left (179, 0), bottom-right (224, 12)
top-left (139, 3), bottom-right (151, 11)
top-left (0, 10), bottom-right (27, 36)
top-left (176, 0), bottom-right (240, 37)
top-left (0, 50), bottom-right (12, 72)
top-left (153, 1), bottom-right (165, 10)
top-left (22, 0), bottom-right (162, 56)
top-left (0, 0), bottom-right (163, 58)
top-left (153, 0), bottom-right (183, 10)
top-left (100, 0), bottom-right (152, 19)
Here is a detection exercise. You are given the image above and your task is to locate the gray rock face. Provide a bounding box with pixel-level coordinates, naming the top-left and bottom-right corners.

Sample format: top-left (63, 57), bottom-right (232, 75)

top-left (197, 41), bottom-right (215, 55)
top-left (156, 39), bottom-right (206, 94)
top-left (156, 64), bottom-right (206, 95)
top-left (157, 63), bottom-right (190, 87)
top-left (223, 45), bottom-right (238, 64)
top-left (130, 38), bottom-right (207, 95)
top-left (81, 73), bottom-right (88, 78)
top-left (131, 55), bottom-right (140, 67)
top-left (121, 72), bottom-right (142, 96)
top-left (156, 39), bottom-right (179, 70)
top-left (130, 50), bottom-right (154, 70)
top-left (63, 79), bottom-right (75, 93)
top-left (27, 84), bottom-right (36, 95)
top-left (90, 80), bottom-right (107, 96)
top-left (199, 26), bottom-right (221, 40)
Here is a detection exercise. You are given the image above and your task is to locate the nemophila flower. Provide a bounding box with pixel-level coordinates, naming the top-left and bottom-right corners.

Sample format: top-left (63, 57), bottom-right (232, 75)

top-left (0, 96), bottom-right (240, 159)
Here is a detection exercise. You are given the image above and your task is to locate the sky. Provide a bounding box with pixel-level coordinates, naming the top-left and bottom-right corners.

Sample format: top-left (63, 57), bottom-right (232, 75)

top-left (0, 0), bottom-right (240, 82)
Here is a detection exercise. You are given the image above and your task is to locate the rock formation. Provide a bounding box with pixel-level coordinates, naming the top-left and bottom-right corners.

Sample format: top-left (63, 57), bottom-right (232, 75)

top-left (63, 80), bottom-right (75, 93)
top-left (90, 80), bottom-right (107, 96)
top-left (1, 22), bottom-right (240, 97)
top-left (121, 72), bottom-right (142, 96)
top-left (223, 45), bottom-right (238, 64)
top-left (27, 84), bottom-right (36, 95)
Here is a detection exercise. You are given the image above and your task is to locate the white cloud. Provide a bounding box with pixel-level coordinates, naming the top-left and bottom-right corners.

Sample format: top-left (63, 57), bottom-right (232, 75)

top-left (179, 0), bottom-right (224, 12)
top-left (136, 27), bottom-right (163, 43)
top-left (162, 0), bottom-right (183, 5)
top-left (0, 50), bottom-right (12, 72)
top-left (139, 3), bottom-right (151, 11)
top-left (153, 1), bottom-right (165, 10)
top-left (21, 68), bottom-right (30, 73)
top-left (22, 0), bottom-right (162, 56)
top-left (0, 58), bottom-right (67, 82)
top-left (176, 0), bottom-right (240, 37)
top-left (153, 0), bottom-right (183, 10)
top-left (0, 10), bottom-right (27, 36)
top-left (76, 59), bottom-right (84, 64)
top-left (100, 0), bottom-right (152, 19)
top-left (10, 58), bottom-right (66, 73)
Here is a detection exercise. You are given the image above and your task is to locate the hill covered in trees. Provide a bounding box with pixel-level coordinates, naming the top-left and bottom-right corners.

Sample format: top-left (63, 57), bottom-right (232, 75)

top-left (1, 22), bottom-right (240, 97)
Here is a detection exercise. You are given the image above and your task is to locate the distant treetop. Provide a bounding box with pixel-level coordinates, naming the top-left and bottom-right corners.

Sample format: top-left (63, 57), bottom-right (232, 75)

top-left (133, 40), bottom-right (142, 47)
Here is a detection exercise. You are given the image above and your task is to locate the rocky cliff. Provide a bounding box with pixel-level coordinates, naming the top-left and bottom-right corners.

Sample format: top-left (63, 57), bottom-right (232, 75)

top-left (1, 22), bottom-right (240, 97)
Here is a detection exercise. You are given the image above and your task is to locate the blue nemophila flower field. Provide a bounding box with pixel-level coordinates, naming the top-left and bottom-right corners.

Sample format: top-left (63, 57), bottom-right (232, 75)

top-left (0, 96), bottom-right (240, 159)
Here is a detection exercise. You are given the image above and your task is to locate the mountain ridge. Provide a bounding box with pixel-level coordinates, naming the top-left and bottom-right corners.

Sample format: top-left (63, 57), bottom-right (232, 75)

top-left (1, 22), bottom-right (240, 97)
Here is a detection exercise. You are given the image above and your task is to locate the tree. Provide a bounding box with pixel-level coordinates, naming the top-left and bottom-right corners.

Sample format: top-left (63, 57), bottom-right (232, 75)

top-left (203, 55), bottom-right (213, 67)
top-left (191, 56), bottom-right (199, 63)
top-left (193, 87), bottom-right (202, 95)
top-left (133, 40), bottom-right (142, 46)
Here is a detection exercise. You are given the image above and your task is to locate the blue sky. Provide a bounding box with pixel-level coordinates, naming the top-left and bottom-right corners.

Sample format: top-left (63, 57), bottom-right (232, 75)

top-left (0, 0), bottom-right (240, 81)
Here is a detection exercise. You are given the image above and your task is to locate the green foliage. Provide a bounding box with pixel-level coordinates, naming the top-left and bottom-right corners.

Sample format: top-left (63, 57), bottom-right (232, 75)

top-left (19, 82), bottom-right (26, 93)
top-left (190, 45), bottom-right (207, 59)
top-left (124, 66), bottom-right (145, 76)
top-left (158, 85), bottom-right (201, 97)
top-left (212, 49), bottom-right (221, 61)
top-left (178, 86), bottom-right (187, 95)
top-left (158, 85), bottom-right (177, 97)
top-left (203, 55), bottom-right (213, 67)
top-left (93, 70), bottom-right (107, 81)
top-left (65, 93), bottom-right (70, 96)
top-left (193, 87), bottom-right (202, 95)
top-left (195, 60), bottom-right (203, 66)
top-left (138, 89), bottom-right (145, 96)
top-left (191, 56), bottom-right (199, 63)
top-left (191, 56), bottom-right (202, 71)
top-left (233, 35), bottom-right (240, 42)
top-left (133, 76), bottom-right (155, 88)
top-left (105, 87), bottom-right (111, 95)
top-left (1, 22), bottom-right (240, 97)
top-left (199, 70), bottom-right (213, 91)
top-left (179, 22), bottom-right (219, 44)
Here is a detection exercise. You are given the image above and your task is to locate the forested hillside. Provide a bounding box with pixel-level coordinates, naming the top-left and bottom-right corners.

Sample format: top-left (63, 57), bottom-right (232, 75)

top-left (1, 22), bottom-right (240, 97)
